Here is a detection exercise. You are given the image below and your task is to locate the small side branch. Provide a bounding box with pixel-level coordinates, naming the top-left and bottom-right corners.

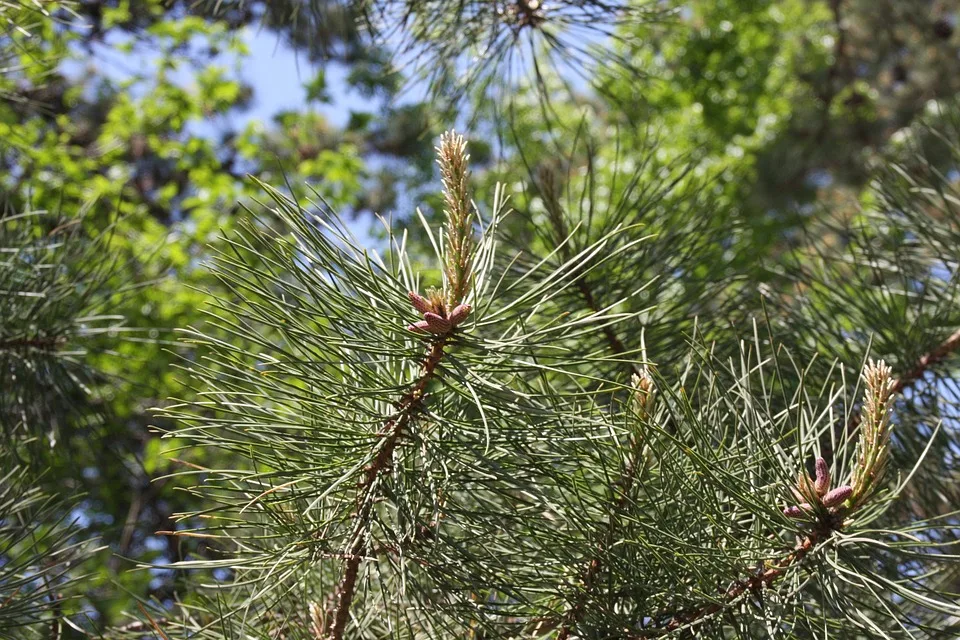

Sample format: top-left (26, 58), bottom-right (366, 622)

top-left (556, 377), bottom-right (654, 638)
top-left (575, 278), bottom-right (639, 376)
top-left (651, 532), bottom-right (821, 634)
top-left (890, 326), bottom-right (960, 396)
top-left (655, 361), bottom-right (898, 634)
top-left (554, 467), bottom-right (640, 640)
top-left (535, 164), bottom-right (639, 378)
top-left (325, 130), bottom-right (475, 639)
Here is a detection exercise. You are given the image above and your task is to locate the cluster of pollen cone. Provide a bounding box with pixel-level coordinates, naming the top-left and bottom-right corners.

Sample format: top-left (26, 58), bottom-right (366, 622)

top-left (784, 457), bottom-right (853, 518)
top-left (407, 290), bottom-right (471, 335)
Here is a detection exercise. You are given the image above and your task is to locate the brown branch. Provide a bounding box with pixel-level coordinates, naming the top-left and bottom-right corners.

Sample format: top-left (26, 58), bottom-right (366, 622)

top-left (323, 338), bottom-right (448, 640)
top-left (556, 396), bottom-right (651, 638)
top-left (575, 278), bottom-right (640, 376)
top-left (652, 531), bottom-right (824, 635)
top-left (553, 231), bottom-right (640, 376)
top-left (889, 326), bottom-right (960, 396)
top-left (555, 469), bottom-right (640, 638)
top-left (0, 336), bottom-right (67, 351)
top-left (137, 602), bottom-right (171, 640)
top-left (535, 172), bottom-right (647, 637)
top-left (512, 0), bottom-right (547, 29)
top-left (47, 590), bottom-right (62, 640)
top-left (38, 564), bottom-right (63, 640)
top-left (535, 165), bottom-right (639, 377)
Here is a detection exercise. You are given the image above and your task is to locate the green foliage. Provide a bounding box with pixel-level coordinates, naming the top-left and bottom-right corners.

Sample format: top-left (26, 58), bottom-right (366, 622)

top-left (0, 211), bottom-right (123, 444)
top-left (604, 0), bottom-right (960, 247)
top-left (128, 136), bottom-right (960, 637)
top-left (0, 207), bottom-right (121, 636)
top-left (0, 1), bottom-right (441, 624)
top-left (4, 0), bottom-right (960, 637)
top-left (0, 446), bottom-right (100, 639)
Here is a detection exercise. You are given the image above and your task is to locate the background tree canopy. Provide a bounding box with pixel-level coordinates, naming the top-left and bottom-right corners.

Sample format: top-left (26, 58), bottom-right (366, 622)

top-left (2, 0), bottom-right (960, 637)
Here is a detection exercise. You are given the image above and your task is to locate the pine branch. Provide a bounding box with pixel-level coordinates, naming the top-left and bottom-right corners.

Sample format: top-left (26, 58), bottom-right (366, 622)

top-left (362, 0), bottom-right (664, 113)
top-left (533, 164), bottom-right (656, 638)
top-left (537, 165), bottom-right (640, 377)
top-left (887, 325), bottom-right (960, 396)
top-left (0, 448), bottom-right (100, 636)
top-left (652, 360), bottom-right (898, 634)
top-left (324, 131), bottom-right (477, 640)
top-left (46, 584), bottom-right (62, 640)
top-left (575, 277), bottom-right (637, 373)
top-left (323, 337), bottom-right (448, 640)
top-left (652, 532), bottom-right (822, 635)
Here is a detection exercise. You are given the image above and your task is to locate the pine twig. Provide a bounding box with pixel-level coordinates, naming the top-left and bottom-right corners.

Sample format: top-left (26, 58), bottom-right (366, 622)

top-left (654, 360), bottom-right (898, 634)
top-left (536, 165), bottom-right (640, 377)
top-left (555, 446), bottom-right (644, 640)
top-left (654, 532), bottom-right (823, 634)
top-left (111, 617), bottom-right (171, 633)
top-left (324, 130), bottom-right (476, 640)
top-left (323, 339), bottom-right (447, 640)
top-left (533, 165), bottom-right (649, 637)
top-left (885, 325), bottom-right (960, 396)
top-left (556, 373), bottom-right (655, 639)
top-left (576, 277), bottom-right (638, 375)
top-left (136, 602), bottom-right (171, 640)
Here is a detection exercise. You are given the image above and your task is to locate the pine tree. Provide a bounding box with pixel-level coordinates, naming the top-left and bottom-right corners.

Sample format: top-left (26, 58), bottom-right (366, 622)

top-left (0, 443), bottom-right (100, 639)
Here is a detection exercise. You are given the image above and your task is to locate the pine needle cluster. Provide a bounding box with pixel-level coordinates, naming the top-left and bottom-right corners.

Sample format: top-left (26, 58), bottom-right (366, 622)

top-left (0, 210), bottom-right (116, 637)
top-left (0, 212), bottom-right (123, 445)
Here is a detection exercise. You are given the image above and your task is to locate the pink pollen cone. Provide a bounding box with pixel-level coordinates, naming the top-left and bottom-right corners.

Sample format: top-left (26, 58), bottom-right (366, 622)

top-left (821, 485), bottom-right (853, 508)
top-left (814, 457), bottom-right (831, 496)
top-left (784, 504), bottom-right (811, 518)
top-left (408, 291), bottom-right (433, 314)
top-left (448, 303), bottom-right (471, 326)
top-left (423, 312), bottom-right (451, 334)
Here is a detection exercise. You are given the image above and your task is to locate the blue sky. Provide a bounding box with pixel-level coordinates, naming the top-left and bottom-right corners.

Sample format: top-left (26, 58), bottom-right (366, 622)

top-left (235, 28), bottom-right (376, 130)
top-left (65, 24), bottom-right (380, 136)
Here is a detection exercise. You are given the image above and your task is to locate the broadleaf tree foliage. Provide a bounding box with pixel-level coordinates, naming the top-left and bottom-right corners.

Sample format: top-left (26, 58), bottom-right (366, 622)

top-left (2, 0), bottom-right (960, 638)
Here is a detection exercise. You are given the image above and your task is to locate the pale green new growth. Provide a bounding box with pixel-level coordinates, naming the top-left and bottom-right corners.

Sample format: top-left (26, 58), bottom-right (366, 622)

top-left (437, 130), bottom-right (475, 307)
top-left (851, 359), bottom-right (897, 510)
